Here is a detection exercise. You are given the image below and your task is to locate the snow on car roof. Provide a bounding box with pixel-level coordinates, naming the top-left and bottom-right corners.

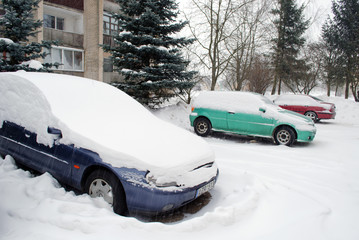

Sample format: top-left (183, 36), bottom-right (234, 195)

top-left (192, 91), bottom-right (274, 114)
top-left (274, 94), bottom-right (322, 106)
top-left (0, 72), bottom-right (214, 175)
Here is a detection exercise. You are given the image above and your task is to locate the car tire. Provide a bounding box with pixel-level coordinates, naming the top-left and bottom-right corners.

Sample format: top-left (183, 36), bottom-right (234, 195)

top-left (85, 169), bottom-right (127, 215)
top-left (305, 111), bottom-right (318, 122)
top-left (194, 118), bottom-right (212, 137)
top-left (274, 126), bottom-right (295, 146)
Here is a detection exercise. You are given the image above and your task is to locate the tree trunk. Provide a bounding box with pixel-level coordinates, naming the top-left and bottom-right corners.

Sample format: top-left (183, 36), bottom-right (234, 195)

top-left (335, 84), bottom-right (340, 96)
top-left (271, 75), bottom-right (277, 95)
top-left (345, 77), bottom-right (350, 99)
top-left (211, 67), bottom-right (217, 90)
top-left (354, 91), bottom-right (359, 102)
top-left (277, 77), bottom-right (282, 95)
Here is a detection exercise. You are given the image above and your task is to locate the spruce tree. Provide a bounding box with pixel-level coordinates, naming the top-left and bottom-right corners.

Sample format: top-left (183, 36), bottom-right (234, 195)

top-left (0, 0), bottom-right (57, 72)
top-left (102, 0), bottom-right (196, 107)
top-left (322, 20), bottom-right (346, 97)
top-left (271, 0), bottom-right (309, 95)
top-left (322, 0), bottom-right (359, 100)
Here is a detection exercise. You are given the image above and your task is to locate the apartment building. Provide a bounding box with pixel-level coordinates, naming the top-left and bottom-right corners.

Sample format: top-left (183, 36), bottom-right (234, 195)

top-left (17, 0), bottom-right (121, 83)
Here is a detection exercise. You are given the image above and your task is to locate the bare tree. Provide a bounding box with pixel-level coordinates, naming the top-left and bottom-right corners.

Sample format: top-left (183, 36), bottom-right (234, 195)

top-left (247, 55), bottom-right (273, 94)
top-left (224, 0), bottom-right (272, 91)
top-left (280, 42), bottom-right (326, 94)
top-left (184, 0), bottom-right (251, 90)
top-left (302, 42), bottom-right (324, 94)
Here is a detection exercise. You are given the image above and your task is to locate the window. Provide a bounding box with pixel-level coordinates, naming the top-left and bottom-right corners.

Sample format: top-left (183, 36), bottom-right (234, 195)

top-left (44, 14), bottom-right (64, 30)
top-left (103, 13), bottom-right (118, 35)
top-left (57, 17), bottom-right (64, 30)
top-left (103, 58), bottom-right (114, 72)
top-left (44, 46), bottom-right (84, 72)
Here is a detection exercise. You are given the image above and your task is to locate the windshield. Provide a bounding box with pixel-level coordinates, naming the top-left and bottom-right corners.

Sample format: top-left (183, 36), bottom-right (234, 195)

top-left (260, 95), bottom-right (275, 105)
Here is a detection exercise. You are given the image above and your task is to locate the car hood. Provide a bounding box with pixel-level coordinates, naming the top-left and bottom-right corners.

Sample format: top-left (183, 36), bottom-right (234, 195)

top-left (278, 109), bottom-right (314, 125)
top-left (1, 72), bottom-right (215, 176)
top-left (266, 105), bottom-right (314, 125)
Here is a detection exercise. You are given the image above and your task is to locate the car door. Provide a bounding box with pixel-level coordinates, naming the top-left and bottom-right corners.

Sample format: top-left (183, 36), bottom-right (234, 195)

top-left (289, 105), bottom-right (307, 115)
top-left (244, 108), bottom-right (275, 136)
top-left (23, 128), bottom-right (73, 184)
top-left (227, 111), bottom-right (250, 133)
top-left (227, 109), bottom-right (274, 136)
top-left (226, 95), bottom-right (260, 134)
top-left (207, 109), bottom-right (230, 131)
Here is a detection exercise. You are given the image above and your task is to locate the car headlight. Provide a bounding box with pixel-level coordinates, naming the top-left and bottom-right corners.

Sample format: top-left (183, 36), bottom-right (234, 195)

top-left (145, 172), bottom-right (179, 188)
top-left (297, 123), bottom-right (316, 132)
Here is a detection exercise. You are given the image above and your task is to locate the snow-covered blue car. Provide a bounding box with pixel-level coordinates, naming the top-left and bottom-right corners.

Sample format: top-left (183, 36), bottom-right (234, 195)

top-left (0, 72), bottom-right (218, 216)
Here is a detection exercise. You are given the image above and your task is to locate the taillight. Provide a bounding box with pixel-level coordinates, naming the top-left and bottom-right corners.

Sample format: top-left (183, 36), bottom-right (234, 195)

top-left (191, 107), bottom-right (195, 112)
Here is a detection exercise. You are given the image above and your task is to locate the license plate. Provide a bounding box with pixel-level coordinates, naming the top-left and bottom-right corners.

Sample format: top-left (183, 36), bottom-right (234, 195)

top-left (196, 180), bottom-right (215, 198)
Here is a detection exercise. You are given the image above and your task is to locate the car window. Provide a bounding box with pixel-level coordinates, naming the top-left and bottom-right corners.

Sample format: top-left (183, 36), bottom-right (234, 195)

top-left (309, 95), bottom-right (323, 102)
top-left (1, 121), bottom-right (25, 141)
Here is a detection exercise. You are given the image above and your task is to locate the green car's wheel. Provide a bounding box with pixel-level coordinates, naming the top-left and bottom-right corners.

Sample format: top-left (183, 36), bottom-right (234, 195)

top-left (194, 118), bottom-right (212, 137)
top-left (274, 126), bottom-right (295, 146)
top-left (85, 169), bottom-right (127, 215)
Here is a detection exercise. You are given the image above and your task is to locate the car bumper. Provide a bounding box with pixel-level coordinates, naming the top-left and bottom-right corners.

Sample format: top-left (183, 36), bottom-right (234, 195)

top-left (189, 114), bottom-right (197, 126)
top-left (296, 130), bottom-right (316, 142)
top-left (317, 112), bottom-right (336, 120)
top-left (118, 168), bottom-right (219, 215)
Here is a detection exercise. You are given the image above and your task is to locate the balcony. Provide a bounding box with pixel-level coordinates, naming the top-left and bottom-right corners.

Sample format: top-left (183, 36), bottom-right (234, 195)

top-left (43, 28), bottom-right (84, 48)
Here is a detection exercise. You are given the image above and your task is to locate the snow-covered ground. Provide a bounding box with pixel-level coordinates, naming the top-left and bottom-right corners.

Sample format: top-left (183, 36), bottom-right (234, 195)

top-left (1, 95), bottom-right (359, 240)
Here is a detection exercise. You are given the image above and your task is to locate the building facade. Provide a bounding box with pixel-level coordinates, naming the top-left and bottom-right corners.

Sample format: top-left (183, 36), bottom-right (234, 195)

top-left (5, 0), bottom-right (121, 83)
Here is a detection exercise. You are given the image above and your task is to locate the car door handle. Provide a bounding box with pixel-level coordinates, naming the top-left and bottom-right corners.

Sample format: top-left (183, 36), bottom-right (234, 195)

top-left (228, 111), bottom-right (235, 115)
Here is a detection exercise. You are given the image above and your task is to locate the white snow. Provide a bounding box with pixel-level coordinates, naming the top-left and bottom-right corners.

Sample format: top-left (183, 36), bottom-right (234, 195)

top-left (21, 60), bottom-right (44, 70)
top-left (0, 38), bottom-right (14, 44)
top-left (0, 73), bottom-right (58, 146)
top-left (192, 91), bottom-right (267, 113)
top-left (1, 93), bottom-right (359, 240)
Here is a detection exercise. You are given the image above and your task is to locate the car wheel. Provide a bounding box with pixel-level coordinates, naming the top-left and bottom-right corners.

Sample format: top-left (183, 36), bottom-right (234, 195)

top-left (274, 126), bottom-right (295, 146)
top-left (85, 169), bottom-right (127, 215)
top-left (194, 118), bottom-right (211, 137)
top-left (305, 111), bottom-right (318, 122)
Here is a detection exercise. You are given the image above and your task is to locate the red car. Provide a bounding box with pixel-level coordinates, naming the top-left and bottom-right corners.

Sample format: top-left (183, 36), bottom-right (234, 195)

top-left (273, 94), bottom-right (336, 122)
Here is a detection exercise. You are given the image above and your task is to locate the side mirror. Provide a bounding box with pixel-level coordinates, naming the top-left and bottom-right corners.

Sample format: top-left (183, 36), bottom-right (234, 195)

top-left (259, 107), bottom-right (266, 113)
top-left (47, 127), bottom-right (62, 138)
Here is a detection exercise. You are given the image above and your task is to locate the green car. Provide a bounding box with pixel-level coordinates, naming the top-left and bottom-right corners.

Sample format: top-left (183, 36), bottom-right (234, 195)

top-left (190, 91), bottom-right (316, 146)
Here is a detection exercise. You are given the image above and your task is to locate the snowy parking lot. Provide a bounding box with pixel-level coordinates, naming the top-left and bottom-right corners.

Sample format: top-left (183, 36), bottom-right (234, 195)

top-left (1, 95), bottom-right (359, 240)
